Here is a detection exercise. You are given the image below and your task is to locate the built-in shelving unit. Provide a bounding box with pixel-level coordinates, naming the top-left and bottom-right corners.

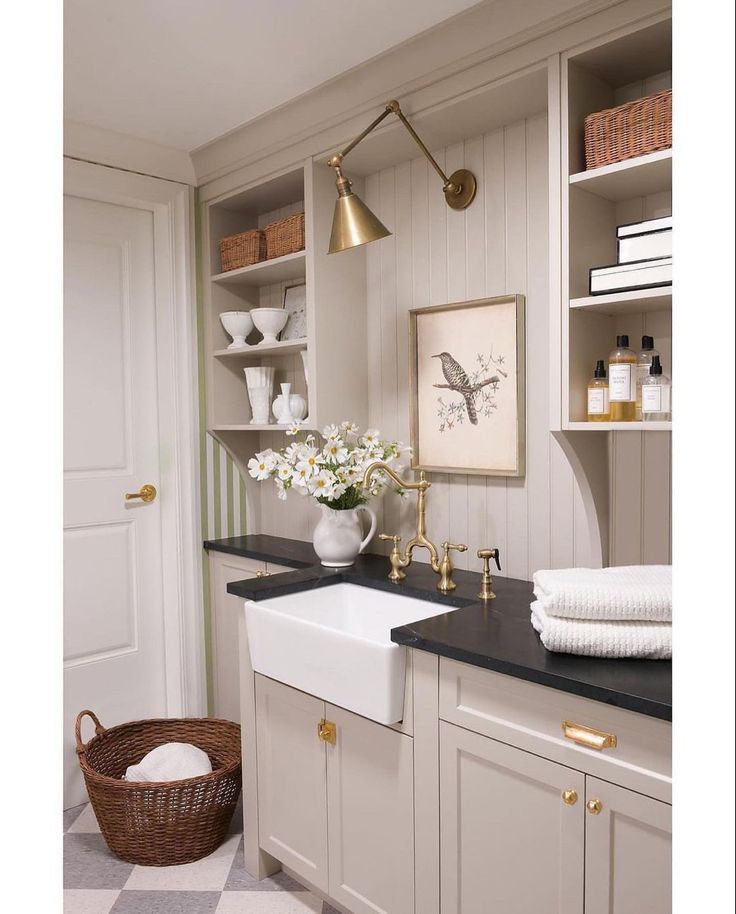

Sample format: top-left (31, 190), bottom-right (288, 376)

top-left (201, 159), bottom-right (368, 463)
top-left (551, 13), bottom-right (672, 565)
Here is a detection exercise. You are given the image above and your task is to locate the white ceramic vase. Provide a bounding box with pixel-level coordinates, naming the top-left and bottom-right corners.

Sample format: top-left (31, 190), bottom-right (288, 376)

top-left (272, 382), bottom-right (298, 424)
top-left (251, 308), bottom-right (289, 344)
top-left (312, 503), bottom-right (377, 567)
top-left (244, 366), bottom-right (275, 425)
top-left (220, 311), bottom-right (253, 349)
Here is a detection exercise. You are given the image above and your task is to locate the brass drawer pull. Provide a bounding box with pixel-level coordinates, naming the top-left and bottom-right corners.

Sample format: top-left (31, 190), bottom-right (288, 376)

top-left (317, 719), bottom-right (336, 745)
top-left (562, 720), bottom-right (617, 751)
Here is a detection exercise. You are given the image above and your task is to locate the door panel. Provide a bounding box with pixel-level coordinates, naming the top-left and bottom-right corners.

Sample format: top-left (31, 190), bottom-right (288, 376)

top-left (440, 721), bottom-right (584, 914)
top-left (585, 777), bottom-right (672, 914)
top-left (255, 676), bottom-right (329, 891)
top-left (326, 704), bottom-right (414, 914)
top-left (64, 193), bottom-right (167, 806)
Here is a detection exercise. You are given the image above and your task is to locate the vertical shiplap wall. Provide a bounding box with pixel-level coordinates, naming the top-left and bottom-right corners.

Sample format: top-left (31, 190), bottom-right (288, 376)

top-left (360, 114), bottom-right (595, 579)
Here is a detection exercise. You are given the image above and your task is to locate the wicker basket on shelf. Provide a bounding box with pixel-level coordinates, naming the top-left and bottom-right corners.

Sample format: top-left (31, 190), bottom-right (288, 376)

top-left (219, 229), bottom-right (267, 272)
top-left (75, 710), bottom-right (242, 866)
top-left (584, 89), bottom-right (672, 170)
top-left (264, 212), bottom-right (305, 259)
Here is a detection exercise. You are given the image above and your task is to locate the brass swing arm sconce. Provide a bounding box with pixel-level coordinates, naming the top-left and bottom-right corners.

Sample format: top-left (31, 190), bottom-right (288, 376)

top-left (327, 99), bottom-right (477, 254)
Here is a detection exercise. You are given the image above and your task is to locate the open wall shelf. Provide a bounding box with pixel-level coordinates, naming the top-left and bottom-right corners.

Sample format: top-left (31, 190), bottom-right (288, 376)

top-left (201, 159), bottom-right (369, 471)
top-left (551, 12), bottom-right (672, 566)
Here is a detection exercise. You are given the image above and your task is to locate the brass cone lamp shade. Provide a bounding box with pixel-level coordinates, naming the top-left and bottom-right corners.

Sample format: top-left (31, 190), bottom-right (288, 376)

top-left (327, 100), bottom-right (477, 254)
top-left (328, 186), bottom-right (391, 254)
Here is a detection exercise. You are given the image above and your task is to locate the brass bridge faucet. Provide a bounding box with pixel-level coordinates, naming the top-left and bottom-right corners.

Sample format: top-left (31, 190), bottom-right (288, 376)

top-left (361, 461), bottom-right (467, 593)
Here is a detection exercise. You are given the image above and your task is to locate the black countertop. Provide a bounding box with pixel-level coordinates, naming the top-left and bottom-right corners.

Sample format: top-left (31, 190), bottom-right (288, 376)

top-left (205, 535), bottom-right (672, 721)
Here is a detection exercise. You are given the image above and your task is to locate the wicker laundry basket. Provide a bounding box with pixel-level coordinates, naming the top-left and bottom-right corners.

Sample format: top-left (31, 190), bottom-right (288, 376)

top-left (264, 212), bottom-right (305, 259)
top-left (75, 710), bottom-right (242, 866)
top-left (584, 89), bottom-right (672, 170)
top-left (219, 229), bottom-right (267, 272)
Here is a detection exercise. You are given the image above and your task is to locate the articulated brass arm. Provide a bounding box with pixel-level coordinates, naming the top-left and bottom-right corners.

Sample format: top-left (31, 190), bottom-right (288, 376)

top-left (327, 100), bottom-right (476, 211)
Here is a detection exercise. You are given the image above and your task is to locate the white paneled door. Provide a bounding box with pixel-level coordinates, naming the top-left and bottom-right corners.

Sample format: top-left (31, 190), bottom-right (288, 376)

top-left (63, 163), bottom-right (199, 807)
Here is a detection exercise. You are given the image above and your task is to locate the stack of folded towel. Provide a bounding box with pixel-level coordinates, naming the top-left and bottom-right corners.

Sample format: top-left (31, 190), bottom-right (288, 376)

top-left (530, 565), bottom-right (671, 659)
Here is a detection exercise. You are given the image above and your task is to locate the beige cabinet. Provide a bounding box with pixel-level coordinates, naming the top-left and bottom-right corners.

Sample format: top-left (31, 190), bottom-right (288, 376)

top-left (255, 675), bottom-right (329, 891)
top-left (254, 676), bottom-right (414, 913)
top-left (327, 703), bottom-right (414, 914)
top-left (440, 720), bottom-right (585, 914)
top-left (208, 550), bottom-right (291, 720)
top-left (585, 777), bottom-right (672, 914)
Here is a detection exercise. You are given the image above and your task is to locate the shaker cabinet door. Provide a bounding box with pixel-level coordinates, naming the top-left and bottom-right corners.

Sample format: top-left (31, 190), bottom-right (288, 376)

top-left (440, 721), bottom-right (585, 914)
top-left (326, 703), bottom-right (415, 914)
top-left (255, 675), bottom-right (329, 892)
top-left (585, 777), bottom-right (672, 914)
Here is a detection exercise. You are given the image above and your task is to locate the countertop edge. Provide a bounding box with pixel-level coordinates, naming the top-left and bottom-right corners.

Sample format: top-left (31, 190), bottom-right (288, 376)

top-left (391, 626), bottom-right (672, 722)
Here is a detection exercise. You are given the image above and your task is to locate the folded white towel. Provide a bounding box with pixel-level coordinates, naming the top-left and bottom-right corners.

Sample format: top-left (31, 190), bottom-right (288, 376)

top-left (125, 742), bottom-right (213, 783)
top-left (533, 565), bottom-right (671, 622)
top-left (531, 601), bottom-right (671, 659)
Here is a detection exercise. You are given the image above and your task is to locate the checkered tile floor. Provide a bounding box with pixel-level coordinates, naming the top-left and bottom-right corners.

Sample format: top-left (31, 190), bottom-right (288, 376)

top-left (64, 799), bottom-right (340, 913)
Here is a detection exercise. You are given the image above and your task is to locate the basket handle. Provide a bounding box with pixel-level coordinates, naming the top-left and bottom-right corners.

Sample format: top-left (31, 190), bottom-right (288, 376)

top-left (75, 710), bottom-right (106, 755)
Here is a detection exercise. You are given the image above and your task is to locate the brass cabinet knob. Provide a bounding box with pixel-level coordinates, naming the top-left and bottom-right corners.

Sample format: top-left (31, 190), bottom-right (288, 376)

top-left (255, 571), bottom-right (272, 578)
top-left (562, 789), bottom-right (578, 806)
top-left (125, 484), bottom-right (157, 503)
top-left (317, 719), bottom-right (336, 745)
top-left (586, 798), bottom-right (603, 815)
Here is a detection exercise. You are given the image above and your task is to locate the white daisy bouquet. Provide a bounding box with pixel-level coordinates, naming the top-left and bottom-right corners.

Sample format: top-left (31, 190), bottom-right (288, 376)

top-left (247, 421), bottom-right (408, 509)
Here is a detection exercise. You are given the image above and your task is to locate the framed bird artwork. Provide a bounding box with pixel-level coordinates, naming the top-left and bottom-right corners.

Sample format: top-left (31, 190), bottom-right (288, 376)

top-left (408, 295), bottom-right (525, 476)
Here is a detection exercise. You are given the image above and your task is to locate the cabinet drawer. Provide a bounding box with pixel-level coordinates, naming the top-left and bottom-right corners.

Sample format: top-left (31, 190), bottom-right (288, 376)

top-left (439, 659), bottom-right (671, 803)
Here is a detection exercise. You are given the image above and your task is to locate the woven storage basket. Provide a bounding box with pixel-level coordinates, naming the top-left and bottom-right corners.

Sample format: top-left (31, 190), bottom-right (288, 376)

top-left (220, 229), bottom-right (267, 272)
top-left (265, 212), bottom-right (305, 259)
top-left (584, 89), bottom-right (672, 170)
top-left (75, 710), bottom-right (242, 866)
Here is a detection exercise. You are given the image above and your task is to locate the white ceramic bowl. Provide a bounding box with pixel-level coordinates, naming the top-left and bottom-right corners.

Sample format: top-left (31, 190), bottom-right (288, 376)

top-left (220, 311), bottom-right (253, 349)
top-left (251, 308), bottom-right (289, 344)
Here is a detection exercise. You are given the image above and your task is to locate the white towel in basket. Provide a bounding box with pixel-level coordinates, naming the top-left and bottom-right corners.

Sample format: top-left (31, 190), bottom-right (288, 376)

top-left (530, 601), bottom-right (671, 659)
top-left (533, 565), bottom-right (671, 622)
top-left (125, 742), bottom-right (213, 783)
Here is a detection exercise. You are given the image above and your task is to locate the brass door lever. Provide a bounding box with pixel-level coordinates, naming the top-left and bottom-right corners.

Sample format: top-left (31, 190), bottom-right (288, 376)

top-left (125, 484), bottom-right (157, 504)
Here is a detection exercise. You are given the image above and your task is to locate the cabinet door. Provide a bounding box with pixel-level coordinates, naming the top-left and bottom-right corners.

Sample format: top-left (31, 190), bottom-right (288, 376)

top-left (440, 721), bottom-right (584, 914)
top-left (255, 676), bottom-right (329, 892)
top-left (326, 704), bottom-right (414, 914)
top-left (209, 552), bottom-right (268, 721)
top-left (585, 777), bottom-right (672, 914)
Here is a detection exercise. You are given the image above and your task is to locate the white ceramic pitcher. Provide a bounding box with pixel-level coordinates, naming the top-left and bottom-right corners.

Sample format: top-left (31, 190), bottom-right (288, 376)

top-left (312, 503), bottom-right (377, 567)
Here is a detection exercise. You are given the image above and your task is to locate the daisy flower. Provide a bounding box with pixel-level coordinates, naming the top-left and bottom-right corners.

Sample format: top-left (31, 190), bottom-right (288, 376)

top-left (308, 470), bottom-right (335, 498)
top-left (247, 453), bottom-right (275, 480)
top-left (322, 423), bottom-right (341, 441)
top-left (323, 439), bottom-right (348, 463)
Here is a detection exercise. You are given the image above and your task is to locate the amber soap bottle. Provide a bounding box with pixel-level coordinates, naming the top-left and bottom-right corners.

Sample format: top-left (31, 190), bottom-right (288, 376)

top-left (587, 360), bottom-right (610, 421)
top-left (608, 334), bottom-right (637, 421)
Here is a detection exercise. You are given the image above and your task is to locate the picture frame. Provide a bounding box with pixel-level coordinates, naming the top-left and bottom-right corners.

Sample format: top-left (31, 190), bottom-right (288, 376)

top-left (281, 283), bottom-right (307, 341)
top-left (408, 294), bottom-right (525, 476)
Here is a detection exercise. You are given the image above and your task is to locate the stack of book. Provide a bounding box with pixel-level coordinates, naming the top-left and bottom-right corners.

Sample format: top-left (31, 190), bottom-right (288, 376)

top-left (589, 216), bottom-right (672, 295)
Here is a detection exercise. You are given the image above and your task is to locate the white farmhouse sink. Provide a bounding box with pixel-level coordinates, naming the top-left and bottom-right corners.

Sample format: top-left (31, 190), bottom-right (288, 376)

top-left (245, 582), bottom-right (456, 724)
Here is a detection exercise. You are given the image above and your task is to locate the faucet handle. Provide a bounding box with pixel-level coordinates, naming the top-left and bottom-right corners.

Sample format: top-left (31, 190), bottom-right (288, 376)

top-left (379, 533), bottom-right (402, 545)
top-left (442, 541), bottom-right (468, 555)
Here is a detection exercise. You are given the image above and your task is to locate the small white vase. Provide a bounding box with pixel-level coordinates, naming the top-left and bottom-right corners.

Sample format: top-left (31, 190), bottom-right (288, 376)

top-left (272, 382), bottom-right (296, 425)
top-left (248, 388), bottom-right (271, 425)
top-left (288, 393), bottom-right (307, 421)
top-left (312, 503), bottom-right (377, 567)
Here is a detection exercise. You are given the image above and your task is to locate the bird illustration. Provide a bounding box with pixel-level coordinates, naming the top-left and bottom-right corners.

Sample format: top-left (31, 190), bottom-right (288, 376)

top-left (432, 352), bottom-right (499, 425)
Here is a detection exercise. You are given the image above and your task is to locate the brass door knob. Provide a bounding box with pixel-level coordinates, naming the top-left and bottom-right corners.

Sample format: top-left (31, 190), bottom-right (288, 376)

top-left (125, 484), bottom-right (157, 503)
top-left (561, 789), bottom-right (578, 806)
top-left (586, 798), bottom-right (603, 815)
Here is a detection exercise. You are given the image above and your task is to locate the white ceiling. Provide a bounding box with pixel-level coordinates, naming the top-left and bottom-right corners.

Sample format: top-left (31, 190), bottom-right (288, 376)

top-left (64, 0), bottom-right (483, 151)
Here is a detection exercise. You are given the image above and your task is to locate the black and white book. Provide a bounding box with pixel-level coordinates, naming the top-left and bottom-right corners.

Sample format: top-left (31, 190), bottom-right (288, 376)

top-left (616, 216), bottom-right (672, 238)
top-left (589, 257), bottom-right (672, 295)
top-left (618, 228), bottom-right (672, 263)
